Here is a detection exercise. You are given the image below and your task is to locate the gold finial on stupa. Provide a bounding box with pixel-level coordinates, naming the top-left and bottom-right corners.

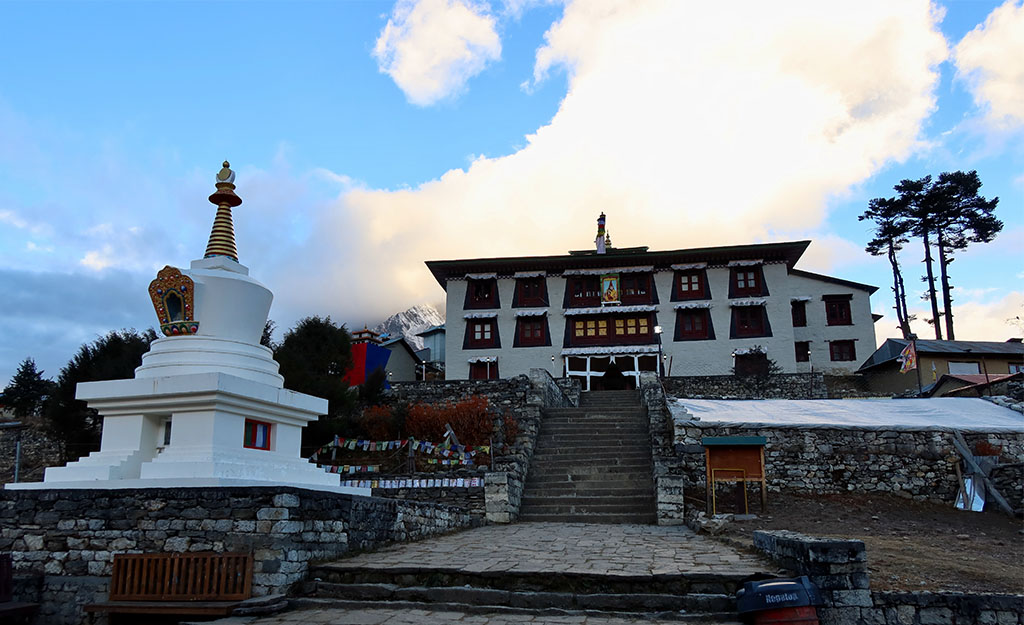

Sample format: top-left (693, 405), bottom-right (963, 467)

top-left (204, 160), bottom-right (243, 262)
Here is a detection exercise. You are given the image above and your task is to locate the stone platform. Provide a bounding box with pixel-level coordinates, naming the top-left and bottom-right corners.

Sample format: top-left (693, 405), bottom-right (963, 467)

top-left (196, 522), bottom-right (778, 624)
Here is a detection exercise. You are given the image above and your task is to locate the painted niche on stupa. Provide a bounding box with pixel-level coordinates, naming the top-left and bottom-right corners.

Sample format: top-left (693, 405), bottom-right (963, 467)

top-left (148, 266), bottom-right (198, 336)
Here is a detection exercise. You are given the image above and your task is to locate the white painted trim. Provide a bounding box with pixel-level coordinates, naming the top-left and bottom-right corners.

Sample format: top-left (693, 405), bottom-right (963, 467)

top-left (673, 302), bottom-right (713, 310)
top-left (514, 309), bottom-right (548, 317)
top-left (467, 356), bottom-right (498, 363)
top-left (564, 305), bottom-right (657, 315)
top-left (561, 345), bottom-right (660, 356)
top-left (727, 259), bottom-right (763, 267)
top-left (513, 271), bottom-right (546, 278)
top-left (791, 296), bottom-right (813, 302)
top-left (463, 312), bottom-right (499, 319)
top-left (563, 266), bottom-right (654, 276)
top-left (465, 273), bottom-right (497, 280)
top-left (729, 299), bottom-right (767, 307)
top-left (671, 263), bottom-right (707, 270)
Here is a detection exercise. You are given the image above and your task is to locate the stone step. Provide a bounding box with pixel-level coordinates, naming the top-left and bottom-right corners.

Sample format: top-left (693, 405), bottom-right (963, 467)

top-left (520, 494), bottom-right (655, 506)
top-left (527, 473), bottom-right (653, 484)
top-left (520, 481), bottom-right (655, 495)
top-left (535, 436), bottom-right (650, 446)
top-left (528, 446), bottom-right (647, 456)
top-left (518, 502), bottom-right (655, 516)
top-left (541, 420), bottom-right (649, 429)
top-left (531, 454), bottom-right (651, 466)
top-left (310, 564), bottom-right (749, 597)
top-left (517, 512), bottom-right (659, 524)
top-left (544, 407), bottom-right (644, 416)
top-left (293, 596), bottom-right (741, 623)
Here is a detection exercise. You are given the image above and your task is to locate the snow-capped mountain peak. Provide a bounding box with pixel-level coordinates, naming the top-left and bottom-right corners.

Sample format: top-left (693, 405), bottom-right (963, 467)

top-left (372, 304), bottom-right (445, 351)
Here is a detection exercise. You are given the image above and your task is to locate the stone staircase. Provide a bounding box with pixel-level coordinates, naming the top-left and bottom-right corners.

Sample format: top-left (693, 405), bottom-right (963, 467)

top-left (518, 389), bottom-right (657, 524)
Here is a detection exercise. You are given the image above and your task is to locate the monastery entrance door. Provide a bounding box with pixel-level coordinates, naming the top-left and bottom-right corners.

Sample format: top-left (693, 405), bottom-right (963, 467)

top-left (565, 354), bottom-right (658, 391)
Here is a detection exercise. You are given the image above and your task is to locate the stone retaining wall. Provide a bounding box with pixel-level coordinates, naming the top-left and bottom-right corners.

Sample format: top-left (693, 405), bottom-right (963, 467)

top-left (661, 373), bottom-right (888, 400)
top-left (369, 472), bottom-right (486, 518)
top-left (672, 418), bottom-right (1024, 503)
top-left (752, 529), bottom-right (1024, 625)
top-left (0, 486), bottom-right (475, 625)
top-left (640, 373), bottom-right (686, 525)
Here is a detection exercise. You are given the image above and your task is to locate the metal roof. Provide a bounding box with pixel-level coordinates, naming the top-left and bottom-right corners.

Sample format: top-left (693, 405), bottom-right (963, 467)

top-left (859, 338), bottom-right (1024, 371)
top-left (425, 240), bottom-right (812, 289)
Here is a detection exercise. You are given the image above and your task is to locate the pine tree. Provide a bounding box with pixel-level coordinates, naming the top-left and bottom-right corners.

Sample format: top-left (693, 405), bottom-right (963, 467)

top-left (859, 196), bottom-right (913, 339)
top-left (1, 357), bottom-right (53, 419)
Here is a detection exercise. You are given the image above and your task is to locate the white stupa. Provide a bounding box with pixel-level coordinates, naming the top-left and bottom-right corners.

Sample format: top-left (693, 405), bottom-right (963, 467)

top-left (9, 162), bottom-right (365, 493)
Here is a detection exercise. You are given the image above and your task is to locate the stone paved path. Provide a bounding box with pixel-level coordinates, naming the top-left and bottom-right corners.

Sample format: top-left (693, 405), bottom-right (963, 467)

top-left (317, 522), bottom-right (769, 577)
top-left (201, 606), bottom-right (740, 624)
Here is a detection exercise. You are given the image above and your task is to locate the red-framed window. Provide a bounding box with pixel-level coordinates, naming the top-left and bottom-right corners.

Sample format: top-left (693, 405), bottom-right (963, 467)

top-left (469, 361), bottom-right (499, 380)
top-left (514, 277), bottom-right (547, 307)
top-left (829, 340), bottom-right (856, 361)
top-left (464, 278), bottom-right (499, 309)
top-left (729, 266), bottom-right (767, 297)
top-left (566, 277), bottom-right (601, 307)
top-left (243, 419), bottom-right (271, 451)
top-left (515, 317), bottom-right (548, 347)
top-left (674, 309), bottom-right (713, 341)
top-left (731, 305), bottom-right (771, 338)
top-left (672, 270), bottom-right (708, 300)
top-left (791, 301), bottom-right (807, 327)
top-left (464, 319), bottom-right (499, 349)
top-left (824, 296), bottom-right (852, 326)
top-left (620, 273), bottom-right (654, 304)
top-left (569, 314), bottom-right (654, 346)
top-left (795, 341), bottom-right (810, 362)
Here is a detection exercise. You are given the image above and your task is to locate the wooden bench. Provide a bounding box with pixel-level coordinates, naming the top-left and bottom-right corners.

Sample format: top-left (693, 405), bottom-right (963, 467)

top-left (0, 553), bottom-right (40, 624)
top-left (84, 552), bottom-right (253, 622)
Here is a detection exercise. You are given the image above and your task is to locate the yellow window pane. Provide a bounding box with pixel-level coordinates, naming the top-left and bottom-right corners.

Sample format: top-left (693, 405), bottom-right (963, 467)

top-left (627, 326), bottom-right (636, 335)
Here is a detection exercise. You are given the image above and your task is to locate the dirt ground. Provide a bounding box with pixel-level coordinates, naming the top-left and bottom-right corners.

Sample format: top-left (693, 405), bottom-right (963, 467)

top-left (709, 490), bottom-right (1024, 595)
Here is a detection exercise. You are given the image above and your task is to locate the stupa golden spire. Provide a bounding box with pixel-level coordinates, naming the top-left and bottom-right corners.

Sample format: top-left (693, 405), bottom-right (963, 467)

top-left (204, 161), bottom-right (243, 262)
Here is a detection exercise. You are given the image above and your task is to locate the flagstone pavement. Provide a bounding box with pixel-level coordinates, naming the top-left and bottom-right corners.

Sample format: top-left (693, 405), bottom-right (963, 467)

top-left (317, 522), bottom-right (770, 577)
top-left (195, 523), bottom-right (770, 625)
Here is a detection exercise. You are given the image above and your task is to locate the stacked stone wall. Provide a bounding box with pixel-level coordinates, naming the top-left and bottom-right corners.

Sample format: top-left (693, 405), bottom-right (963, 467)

top-left (661, 373), bottom-right (888, 400)
top-left (640, 373), bottom-right (687, 524)
top-left (0, 486), bottom-right (475, 625)
top-left (369, 471), bottom-right (485, 517)
top-left (672, 419), bottom-right (1024, 502)
top-left (753, 530), bottom-right (1024, 625)
top-left (387, 370), bottom-right (576, 523)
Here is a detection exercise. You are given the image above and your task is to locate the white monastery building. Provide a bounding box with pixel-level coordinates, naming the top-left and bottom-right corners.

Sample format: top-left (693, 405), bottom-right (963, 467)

top-left (427, 214), bottom-right (878, 390)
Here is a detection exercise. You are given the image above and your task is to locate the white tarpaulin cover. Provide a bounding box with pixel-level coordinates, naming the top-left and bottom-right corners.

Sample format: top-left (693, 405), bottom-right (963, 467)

top-left (670, 398), bottom-right (1024, 432)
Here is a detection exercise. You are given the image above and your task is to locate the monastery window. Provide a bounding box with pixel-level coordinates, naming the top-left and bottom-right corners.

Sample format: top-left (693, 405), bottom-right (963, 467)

top-left (791, 301), bottom-right (807, 327)
top-left (464, 278), bottom-right (499, 310)
top-left (567, 277), bottom-right (600, 307)
top-left (620, 274), bottom-right (654, 304)
top-left (734, 351), bottom-right (770, 377)
top-left (464, 319), bottom-right (500, 349)
top-left (469, 360), bottom-right (499, 380)
top-left (570, 314), bottom-right (654, 346)
top-left (674, 309), bottom-right (713, 341)
top-left (672, 270), bottom-right (709, 301)
top-left (795, 341), bottom-right (810, 362)
top-left (729, 266), bottom-right (767, 297)
top-left (243, 419), bottom-right (272, 451)
top-left (829, 340), bottom-right (856, 362)
top-left (515, 317), bottom-right (549, 347)
top-left (824, 295), bottom-right (852, 326)
top-left (731, 305), bottom-right (771, 338)
top-left (514, 277), bottom-right (548, 307)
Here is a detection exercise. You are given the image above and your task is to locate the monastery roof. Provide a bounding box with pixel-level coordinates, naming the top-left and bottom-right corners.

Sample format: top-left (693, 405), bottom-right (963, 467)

top-left (426, 240), bottom-right (814, 288)
top-left (860, 338), bottom-right (1024, 372)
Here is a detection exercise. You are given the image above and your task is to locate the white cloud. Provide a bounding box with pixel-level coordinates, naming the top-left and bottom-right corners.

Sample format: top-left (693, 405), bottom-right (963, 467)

top-left (321, 0), bottom-right (948, 319)
top-left (80, 245), bottom-right (116, 271)
top-left (374, 0), bottom-right (502, 106)
top-left (906, 291), bottom-right (1024, 341)
top-left (954, 0), bottom-right (1024, 129)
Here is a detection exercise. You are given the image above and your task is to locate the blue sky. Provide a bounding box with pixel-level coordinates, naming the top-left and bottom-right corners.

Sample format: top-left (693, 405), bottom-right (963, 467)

top-left (1, 0), bottom-right (1022, 385)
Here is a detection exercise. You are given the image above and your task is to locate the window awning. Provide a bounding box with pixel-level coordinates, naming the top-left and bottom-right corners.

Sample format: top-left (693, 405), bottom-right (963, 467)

top-left (467, 356), bottom-right (498, 363)
top-left (673, 302), bottom-right (713, 310)
top-left (514, 309), bottom-right (548, 317)
top-left (564, 305), bottom-right (657, 315)
top-left (563, 266), bottom-right (654, 276)
top-left (561, 345), bottom-right (660, 356)
top-left (729, 299), bottom-right (767, 307)
top-left (671, 263), bottom-right (707, 271)
top-left (463, 311), bottom-right (499, 319)
top-left (728, 259), bottom-right (763, 267)
top-left (465, 273), bottom-right (497, 280)
top-left (513, 271), bottom-right (546, 278)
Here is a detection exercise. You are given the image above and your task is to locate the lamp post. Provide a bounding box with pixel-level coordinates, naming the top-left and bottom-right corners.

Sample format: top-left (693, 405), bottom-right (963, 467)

top-left (654, 325), bottom-right (664, 377)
